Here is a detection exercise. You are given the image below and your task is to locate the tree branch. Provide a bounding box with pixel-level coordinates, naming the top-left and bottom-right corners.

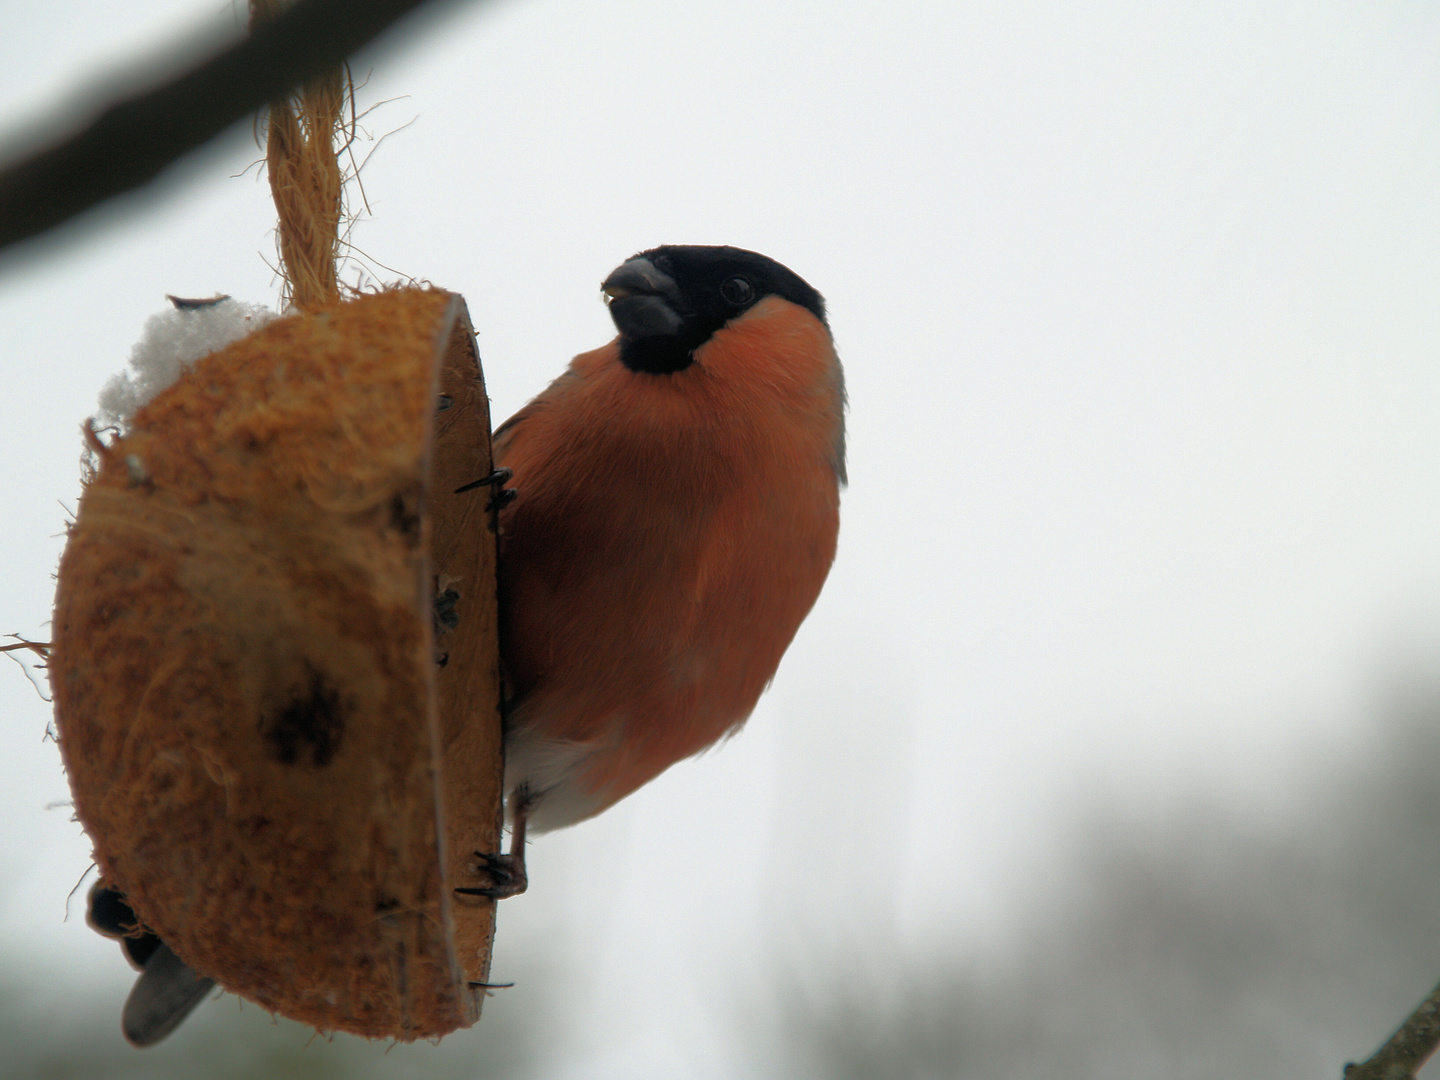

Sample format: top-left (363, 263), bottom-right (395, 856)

top-left (0, 0), bottom-right (465, 254)
top-left (1345, 977), bottom-right (1440, 1080)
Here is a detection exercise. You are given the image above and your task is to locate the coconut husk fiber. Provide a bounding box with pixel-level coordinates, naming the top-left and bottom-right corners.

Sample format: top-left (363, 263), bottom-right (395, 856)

top-left (50, 288), bottom-right (505, 1039)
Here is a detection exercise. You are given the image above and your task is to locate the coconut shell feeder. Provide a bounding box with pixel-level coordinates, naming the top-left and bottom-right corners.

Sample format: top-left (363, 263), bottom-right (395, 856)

top-left (48, 12), bottom-right (508, 1044)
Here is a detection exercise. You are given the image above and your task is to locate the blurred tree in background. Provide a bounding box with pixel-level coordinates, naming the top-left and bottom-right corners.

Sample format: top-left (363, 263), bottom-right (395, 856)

top-left (755, 681), bottom-right (1440, 1079)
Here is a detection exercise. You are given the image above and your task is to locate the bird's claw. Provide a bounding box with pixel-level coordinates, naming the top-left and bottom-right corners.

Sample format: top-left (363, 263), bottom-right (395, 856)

top-left (454, 466), bottom-right (513, 495)
top-left (454, 466), bottom-right (517, 513)
top-left (454, 850), bottom-right (528, 900)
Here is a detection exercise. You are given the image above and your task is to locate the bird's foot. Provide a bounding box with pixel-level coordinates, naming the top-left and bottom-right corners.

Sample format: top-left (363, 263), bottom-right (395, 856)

top-left (455, 849), bottom-right (528, 900)
top-left (453, 466), bottom-right (516, 512)
top-left (454, 789), bottom-right (531, 901)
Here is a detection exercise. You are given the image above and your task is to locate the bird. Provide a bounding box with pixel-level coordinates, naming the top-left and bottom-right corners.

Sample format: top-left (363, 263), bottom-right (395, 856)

top-left (460, 244), bottom-right (845, 900)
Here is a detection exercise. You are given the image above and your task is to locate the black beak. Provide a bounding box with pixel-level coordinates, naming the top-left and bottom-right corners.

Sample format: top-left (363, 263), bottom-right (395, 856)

top-left (602, 258), bottom-right (686, 340)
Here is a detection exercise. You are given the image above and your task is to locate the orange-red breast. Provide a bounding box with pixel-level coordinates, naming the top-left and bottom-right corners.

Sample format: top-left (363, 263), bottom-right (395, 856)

top-left (466, 245), bottom-right (845, 897)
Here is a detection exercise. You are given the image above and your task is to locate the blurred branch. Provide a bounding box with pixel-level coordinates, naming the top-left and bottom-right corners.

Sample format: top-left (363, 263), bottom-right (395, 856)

top-left (0, 0), bottom-right (467, 255)
top-left (1345, 977), bottom-right (1440, 1080)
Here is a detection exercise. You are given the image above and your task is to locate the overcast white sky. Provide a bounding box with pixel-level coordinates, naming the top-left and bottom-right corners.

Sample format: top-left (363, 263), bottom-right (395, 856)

top-left (4, 1), bottom-right (1440, 1076)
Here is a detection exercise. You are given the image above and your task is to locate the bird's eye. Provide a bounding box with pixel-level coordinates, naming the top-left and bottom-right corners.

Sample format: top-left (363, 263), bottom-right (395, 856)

top-left (720, 277), bottom-right (755, 306)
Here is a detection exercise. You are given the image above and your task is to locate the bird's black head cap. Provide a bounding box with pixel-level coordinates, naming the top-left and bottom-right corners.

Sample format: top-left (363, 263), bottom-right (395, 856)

top-left (603, 245), bottom-right (827, 375)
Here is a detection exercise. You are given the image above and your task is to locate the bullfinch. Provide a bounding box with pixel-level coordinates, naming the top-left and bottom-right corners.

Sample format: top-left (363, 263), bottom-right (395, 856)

top-left (463, 244), bottom-right (845, 899)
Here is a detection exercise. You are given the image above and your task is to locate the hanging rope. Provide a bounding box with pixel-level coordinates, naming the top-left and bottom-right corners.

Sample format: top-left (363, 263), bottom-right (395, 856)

top-left (251, 0), bottom-right (347, 309)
